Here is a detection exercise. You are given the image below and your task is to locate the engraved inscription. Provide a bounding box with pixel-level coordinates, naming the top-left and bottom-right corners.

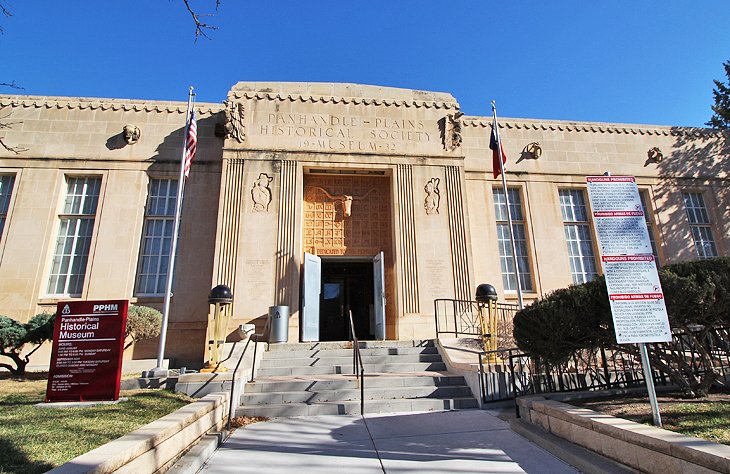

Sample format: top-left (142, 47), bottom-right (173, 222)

top-left (258, 113), bottom-right (434, 152)
top-left (423, 259), bottom-right (449, 297)
top-left (244, 258), bottom-right (269, 295)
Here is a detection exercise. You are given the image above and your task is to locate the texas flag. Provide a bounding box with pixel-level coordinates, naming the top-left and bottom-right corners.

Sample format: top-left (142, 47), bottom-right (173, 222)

top-left (490, 116), bottom-right (507, 179)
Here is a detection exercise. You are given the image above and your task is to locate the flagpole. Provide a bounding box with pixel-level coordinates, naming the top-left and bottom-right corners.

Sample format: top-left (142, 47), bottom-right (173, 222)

top-left (153, 86), bottom-right (195, 374)
top-left (492, 101), bottom-right (524, 310)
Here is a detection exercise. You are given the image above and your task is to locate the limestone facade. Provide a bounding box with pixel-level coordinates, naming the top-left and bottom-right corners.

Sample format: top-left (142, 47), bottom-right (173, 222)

top-left (0, 83), bottom-right (727, 367)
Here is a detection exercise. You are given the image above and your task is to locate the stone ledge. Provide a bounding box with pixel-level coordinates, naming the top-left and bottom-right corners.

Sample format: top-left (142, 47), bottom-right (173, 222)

top-left (518, 395), bottom-right (730, 473)
top-left (47, 392), bottom-right (229, 474)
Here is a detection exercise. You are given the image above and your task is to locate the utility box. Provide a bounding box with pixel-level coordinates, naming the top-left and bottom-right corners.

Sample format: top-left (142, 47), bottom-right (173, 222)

top-left (268, 306), bottom-right (290, 343)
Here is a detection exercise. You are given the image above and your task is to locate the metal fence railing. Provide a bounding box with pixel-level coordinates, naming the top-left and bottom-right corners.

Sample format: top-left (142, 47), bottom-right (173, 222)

top-left (434, 298), bottom-right (519, 348)
top-left (433, 299), bottom-right (730, 404)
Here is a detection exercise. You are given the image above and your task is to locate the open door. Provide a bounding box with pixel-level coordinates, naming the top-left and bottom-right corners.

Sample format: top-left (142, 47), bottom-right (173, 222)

top-left (301, 252), bottom-right (321, 341)
top-left (373, 251), bottom-right (386, 340)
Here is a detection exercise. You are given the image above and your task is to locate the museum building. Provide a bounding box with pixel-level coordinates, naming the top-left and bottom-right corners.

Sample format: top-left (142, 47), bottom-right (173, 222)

top-left (0, 82), bottom-right (727, 367)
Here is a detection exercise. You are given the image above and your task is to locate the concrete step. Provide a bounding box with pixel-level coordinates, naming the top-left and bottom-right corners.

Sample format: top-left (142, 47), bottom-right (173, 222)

top-left (259, 353), bottom-right (443, 368)
top-left (262, 346), bottom-right (439, 359)
top-left (241, 385), bottom-right (474, 405)
top-left (256, 362), bottom-right (448, 377)
top-left (236, 397), bottom-right (479, 417)
top-left (245, 374), bottom-right (468, 393)
top-left (266, 339), bottom-right (435, 352)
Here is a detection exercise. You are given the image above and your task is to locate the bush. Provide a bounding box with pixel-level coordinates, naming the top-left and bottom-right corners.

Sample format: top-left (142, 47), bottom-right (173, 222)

top-left (125, 305), bottom-right (162, 349)
top-left (0, 313), bottom-right (55, 375)
top-left (513, 257), bottom-right (730, 397)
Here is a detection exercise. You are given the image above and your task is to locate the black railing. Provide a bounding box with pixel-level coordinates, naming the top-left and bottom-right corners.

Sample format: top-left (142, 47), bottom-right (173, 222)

top-left (348, 310), bottom-right (365, 415)
top-left (434, 298), bottom-right (519, 347)
top-left (507, 325), bottom-right (730, 405)
top-left (251, 315), bottom-right (271, 382)
top-left (434, 299), bottom-right (730, 406)
top-left (226, 336), bottom-right (253, 430)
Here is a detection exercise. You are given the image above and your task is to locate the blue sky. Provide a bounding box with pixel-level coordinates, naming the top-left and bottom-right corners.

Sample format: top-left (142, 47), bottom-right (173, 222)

top-left (1, 1), bottom-right (728, 127)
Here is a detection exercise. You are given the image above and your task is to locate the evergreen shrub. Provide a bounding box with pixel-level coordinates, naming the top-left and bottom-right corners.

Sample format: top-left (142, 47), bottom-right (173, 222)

top-left (513, 257), bottom-right (730, 397)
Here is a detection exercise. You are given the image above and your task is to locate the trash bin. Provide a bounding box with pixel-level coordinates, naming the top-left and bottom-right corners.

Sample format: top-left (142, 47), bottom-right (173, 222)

top-left (268, 305), bottom-right (290, 343)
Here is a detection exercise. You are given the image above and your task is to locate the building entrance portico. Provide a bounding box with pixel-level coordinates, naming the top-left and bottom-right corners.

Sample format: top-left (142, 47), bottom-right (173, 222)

top-left (301, 172), bottom-right (391, 342)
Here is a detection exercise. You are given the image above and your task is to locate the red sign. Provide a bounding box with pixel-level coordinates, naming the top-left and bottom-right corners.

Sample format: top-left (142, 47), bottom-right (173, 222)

top-left (45, 300), bottom-right (128, 402)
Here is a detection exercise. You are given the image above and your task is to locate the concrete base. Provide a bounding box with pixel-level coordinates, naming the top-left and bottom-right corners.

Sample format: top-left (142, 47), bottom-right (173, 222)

top-left (35, 398), bottom-right (128, 409)
top-left (120, 376), bottom-right (178, 390)
top-left (175, 372), bottom-right (241, 398)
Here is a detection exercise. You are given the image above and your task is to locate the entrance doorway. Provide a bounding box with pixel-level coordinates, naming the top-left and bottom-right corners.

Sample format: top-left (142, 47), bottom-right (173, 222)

top-left (301, 252), bottom-right (385, 342)
top-left (320, 260), bottom-right (373, 341)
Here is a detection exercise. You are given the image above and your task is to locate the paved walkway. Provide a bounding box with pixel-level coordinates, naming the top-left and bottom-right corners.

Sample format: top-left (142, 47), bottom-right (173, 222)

top-left (200, 410), bottom-right (579, 473)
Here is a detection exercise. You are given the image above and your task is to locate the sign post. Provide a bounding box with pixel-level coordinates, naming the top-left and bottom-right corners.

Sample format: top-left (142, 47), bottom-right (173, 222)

top-left (45, 300), bottom-right (129, 402)
top-left (587, 175), bottom-right (671, 427)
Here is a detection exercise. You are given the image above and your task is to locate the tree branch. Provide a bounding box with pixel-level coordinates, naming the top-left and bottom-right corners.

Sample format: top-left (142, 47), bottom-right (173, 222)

top-left (0, 1), bottom-right (12, 35)
top-left (181, 0), bottom-right (219, 41)
top-left (0, 81), bottom-right (23, 90)
top-left (0, 113), bottom-right (28, 154)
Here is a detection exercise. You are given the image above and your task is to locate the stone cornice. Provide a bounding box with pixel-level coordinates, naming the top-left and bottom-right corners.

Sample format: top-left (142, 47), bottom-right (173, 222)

top-left (462, 115), bottom-right (726, 138)
top-left (0, 95), bottom-right (224, 116)
top-left (227, 90), bottom-right (459, 110)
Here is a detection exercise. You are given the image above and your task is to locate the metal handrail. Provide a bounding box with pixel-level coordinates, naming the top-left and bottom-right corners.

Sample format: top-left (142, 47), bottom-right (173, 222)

top-left (348, 310), bottom-right (365, 415)
top-left (251, 315), bottom-right (271, 382)
top-left (225, 337), bottom-right (252, 430)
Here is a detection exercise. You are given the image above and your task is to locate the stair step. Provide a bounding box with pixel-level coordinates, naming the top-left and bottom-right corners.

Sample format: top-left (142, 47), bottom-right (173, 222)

top-left (256, 362), bottom-right (448, 377)
top-left (245, 375), bottom-right (467, 393)
top-left (242, 385), bottom-right (474, 405)
top-left (266, 340), bottom-right (434, 352)
top-left (242, 339), bottom-right (478, 417)
top-left (262, 346), bottom-right (439, 359)
top-left (236, 397), bottom-right (479, 417)
top-left (260, 353), bottom-right (443, 368)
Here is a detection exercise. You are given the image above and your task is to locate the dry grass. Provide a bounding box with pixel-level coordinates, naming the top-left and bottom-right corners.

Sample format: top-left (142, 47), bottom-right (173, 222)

top-left (572, 390), bottom-right (730, 446)
top-left (0, 372), bottom-right (193, 474)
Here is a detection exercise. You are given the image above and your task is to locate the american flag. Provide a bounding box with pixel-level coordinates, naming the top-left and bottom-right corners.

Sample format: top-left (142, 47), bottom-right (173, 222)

top-left (183, 110), bottom-right (197, 179)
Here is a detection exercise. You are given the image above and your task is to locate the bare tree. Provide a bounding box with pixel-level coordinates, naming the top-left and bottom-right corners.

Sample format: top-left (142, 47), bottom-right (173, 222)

top-left (182, 0), bottom-right (221, 40)
top-left (0, 1), bottom-right (221, 153)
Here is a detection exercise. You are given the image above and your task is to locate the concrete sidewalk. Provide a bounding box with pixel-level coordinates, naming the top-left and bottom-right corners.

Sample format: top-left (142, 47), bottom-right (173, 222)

top-left (200, 409), bottom-right (579, 473)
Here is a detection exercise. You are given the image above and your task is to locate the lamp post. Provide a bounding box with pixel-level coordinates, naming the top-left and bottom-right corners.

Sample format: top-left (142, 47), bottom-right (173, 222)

top-left (476, 284), bottom-right (499, 363)
top-left (202, 284), bottom-right (233, 373)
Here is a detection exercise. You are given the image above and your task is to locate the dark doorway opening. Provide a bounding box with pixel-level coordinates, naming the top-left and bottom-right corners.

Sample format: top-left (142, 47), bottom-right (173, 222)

top-left (319, 259), bottom-right (374, 341)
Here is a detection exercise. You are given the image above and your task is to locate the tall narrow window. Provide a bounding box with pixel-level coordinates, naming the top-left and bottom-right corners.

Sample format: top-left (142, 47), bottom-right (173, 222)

top-left (639, 191), bottom-right (659, 259)
top-left (559, 189), bottom-right (597, 284)
top-left (493, 187), bottom-right (533, 291)
top-left (47, 177), bottom-right (101, 296)
top-left (0, 175), bottom-right (15, 240)
top-left (682, 192), bottom-right (718, 258)
top-left (135, 179), bottom-right (178, 295)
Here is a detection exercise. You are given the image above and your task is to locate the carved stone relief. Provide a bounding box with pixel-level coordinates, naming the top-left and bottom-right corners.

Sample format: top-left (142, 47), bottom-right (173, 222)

top-left (424, 178), bottom-right (440, 215)
top-left (251, 173), bottom-right (273, 212)
top-left (303, 175), bottom-right (390, 256)
top-left (224, 101), bottom-right (246, 142)
top-left (122, 124), bottom-right (141, 145)
top-left (647, 147), bottom-right (664, 163)
top-left (441, 111), bottom-right (464, 151)
top-left (312, 187), bottom-right (375, 218)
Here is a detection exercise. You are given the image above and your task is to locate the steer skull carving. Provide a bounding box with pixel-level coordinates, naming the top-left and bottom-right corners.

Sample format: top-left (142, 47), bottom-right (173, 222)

top-left (313, 187), bottom-right (376, 217)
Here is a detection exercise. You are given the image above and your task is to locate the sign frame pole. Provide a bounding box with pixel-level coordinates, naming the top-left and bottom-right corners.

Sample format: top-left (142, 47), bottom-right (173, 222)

top-left (639, 342), bottom-right (662, 427)
top-left (587, 171), bottom-right (669, 428)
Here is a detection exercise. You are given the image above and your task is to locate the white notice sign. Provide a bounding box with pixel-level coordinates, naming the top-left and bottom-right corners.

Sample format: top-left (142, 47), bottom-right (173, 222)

top-left (587, 176), bottom-right (672, 344)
